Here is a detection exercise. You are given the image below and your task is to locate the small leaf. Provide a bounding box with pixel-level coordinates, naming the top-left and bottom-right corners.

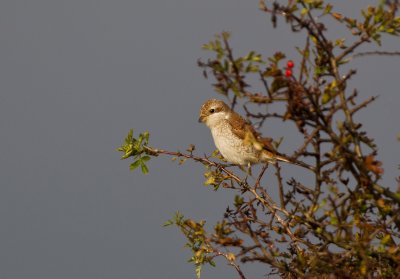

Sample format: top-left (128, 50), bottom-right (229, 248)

top-left (364, 155), bottom-right (384, 175)
top-left (332, 12), bottom-right (343, 21)
top-left (186, 144), bottom-right (195, 152)
top-left (322, 93), bottom-right (331, 104)
top-left (344, 17), bottom-right (357, 28)
top-left (140, 161), bottom-right (149, 174)
top-left (121, 146), bottom-right (134, 159)
top-left (335, 38), bottom-right (346, 47)
top-left (130, 159), bottom-right (141, 171)
top-left (163, 219), bottom-right (174, 227)
top-left (204, 176), bottom-right (216, 186)
top-left (323, 3), bottom-right (332, 14)
top-left (141, 155), bottom-right (151, 163)
top-left (234, 195), bottom-right (244, 207)
top-left (142, 131), bottom-right (150, 143)
top-left (226, 253), bottom-right (236, 262)
top-left (125, 129), bottom-right (133, 144)
top-left (195, 265), bottom-right (202, 279)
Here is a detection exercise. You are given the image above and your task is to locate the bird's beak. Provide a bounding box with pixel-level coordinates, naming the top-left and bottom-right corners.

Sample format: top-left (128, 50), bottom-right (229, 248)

top-left (198, 116), bottom-right (204, 123)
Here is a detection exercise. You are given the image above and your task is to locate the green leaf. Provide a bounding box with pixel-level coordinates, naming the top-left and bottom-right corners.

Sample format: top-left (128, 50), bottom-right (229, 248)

top-left (140, 161), bottom-right (149, 174)
top-left (195, 265), bottom-right (202, 279)
top-left (142, 131), bottom-right (150, 143)
top-left (121, 152), bottom-right (133, 160)
top-left (163, 219), bottom-right (174, 227)
top-left (130, 159), bottom-right (141, 171)
top-left (322, 93), bottom-right (331, 104)
top-left (202, 43), bottom-right (213, 50)
top-left (234, 195), bottom-right (244, 207)
top-left (244, 51), bottom-right (255, 61)
top-left (323, 3), bottom-right (332, 15)
top-left (125, 129), bottom-right (133, 144)
top-left (141, 155), bottom-right (151, 163)
top-left (381, 234), bottom-right (392, 245)
top-left (137, 134), bottom-right (144, 146)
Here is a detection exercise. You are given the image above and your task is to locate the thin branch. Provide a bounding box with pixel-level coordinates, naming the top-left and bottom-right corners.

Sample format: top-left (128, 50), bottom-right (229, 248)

top-left (215, 252), bottom-right (247, 279)
top-left (222, 35), bottom-right (245, 110)
top-left (274, 163), bottom-right (286, 208)
top-left (299, 36), bottom-right (310, 83)
top-left (350, 96), bottom-right (378, 115)
top-left (255, 164), bottom-right (269, 189)
top-left (336, 35), bottom-right (370, 62)
top-left (353, 50), bottom-right (400, 58)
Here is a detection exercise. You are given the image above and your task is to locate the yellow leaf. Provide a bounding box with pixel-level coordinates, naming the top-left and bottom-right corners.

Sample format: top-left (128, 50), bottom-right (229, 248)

top-left (226, 253), bottom-right (236, 262)
top-left (332, 12), bottom-right (343, 21)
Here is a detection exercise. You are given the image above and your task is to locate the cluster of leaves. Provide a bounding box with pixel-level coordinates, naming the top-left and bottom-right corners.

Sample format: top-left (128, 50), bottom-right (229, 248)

top-left (199, 32), bottom-right (264, 98)
top-left (117, 129), bottom-right (151, 174)
top-left (164, 212), bottom-right (244, 279)
top-left (118, 0), bottom-right (400, 278)
top-left (164, 212), bottom-right (216, 279)
top-left (330, 2), bottom-right (400, 45)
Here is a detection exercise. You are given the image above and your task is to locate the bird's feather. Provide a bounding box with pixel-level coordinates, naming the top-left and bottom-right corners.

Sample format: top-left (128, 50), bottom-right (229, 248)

top-left (227, 112), bottom-right (277, 154)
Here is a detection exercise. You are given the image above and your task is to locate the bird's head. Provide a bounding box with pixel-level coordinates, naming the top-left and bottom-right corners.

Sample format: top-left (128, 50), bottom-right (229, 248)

top-left (198, 99), bottom-right (231, 128)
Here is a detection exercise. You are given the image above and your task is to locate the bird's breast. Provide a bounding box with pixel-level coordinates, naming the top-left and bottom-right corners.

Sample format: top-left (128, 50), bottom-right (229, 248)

top-left (210, 122), bottom-right (259, 165)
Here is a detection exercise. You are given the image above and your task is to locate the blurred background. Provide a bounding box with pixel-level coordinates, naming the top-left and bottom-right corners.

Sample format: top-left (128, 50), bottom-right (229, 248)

top-left (0, 1), bottom-right (399, 278)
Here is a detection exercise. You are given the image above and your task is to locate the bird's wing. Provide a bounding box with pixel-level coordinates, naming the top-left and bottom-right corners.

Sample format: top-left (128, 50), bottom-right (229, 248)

top-left (227, 111), bottom-right (314, 170)
top-left (227, 112), bottom-right (276, 153)
top-left (227, 111), bottom-right (252, 139)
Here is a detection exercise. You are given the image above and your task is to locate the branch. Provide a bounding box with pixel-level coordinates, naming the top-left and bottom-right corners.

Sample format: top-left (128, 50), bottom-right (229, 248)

top-left (350, 95), bottom-right (378, 115)
top-left (143, 146), bottom-right (243, 184)
top-left (214, 252), bottom-right (247, 279)
top-left (353, 50), bottom-right (400, 58)
top-left (274, 163), bottom-right (286, 208)
top-left (255, 164), bottom-right (269, 190)
top-left (336, 35), bottom-right (370, 62)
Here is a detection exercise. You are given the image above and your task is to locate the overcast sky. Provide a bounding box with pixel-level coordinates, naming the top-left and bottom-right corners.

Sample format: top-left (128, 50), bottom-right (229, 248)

top-left (0, 1), bottom-right (399, 278)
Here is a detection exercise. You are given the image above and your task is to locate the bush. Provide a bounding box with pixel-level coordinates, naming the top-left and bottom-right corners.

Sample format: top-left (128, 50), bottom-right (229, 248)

top-left (118, 1), bottom-right (400, 278)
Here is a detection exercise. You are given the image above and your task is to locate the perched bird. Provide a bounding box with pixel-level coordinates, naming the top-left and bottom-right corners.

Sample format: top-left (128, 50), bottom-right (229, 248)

top-left (198, 99), bottom-right (313, 171)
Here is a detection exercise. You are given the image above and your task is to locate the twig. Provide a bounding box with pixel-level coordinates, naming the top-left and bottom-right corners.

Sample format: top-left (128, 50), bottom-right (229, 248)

top-left (292, 126), bottom-right (322, 160)
top-left (299, 37), bottom-right (310, 83)
top-left (274, 163), bottom-right (286, 208)
top-left (144, 146), bottom-right (243, 183)
top-left (350, 96), bottom-right (378, 115)
top-left (255, 164), bottom-right (269, 189)
top-left (215, 251), bottom-right (247, 279)
top-left (353, 50), bottom-right (400, 58)
top-left (259, 71), bottom-right (272, 98)
top-left (336, 35), bottom-right (370, 62)
top-left (222, 35), bottom-right (245, 109)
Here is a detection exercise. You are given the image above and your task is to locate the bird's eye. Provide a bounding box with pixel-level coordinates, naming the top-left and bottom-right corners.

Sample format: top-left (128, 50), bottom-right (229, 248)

top-left (209, 109), bottom-right (215, 113)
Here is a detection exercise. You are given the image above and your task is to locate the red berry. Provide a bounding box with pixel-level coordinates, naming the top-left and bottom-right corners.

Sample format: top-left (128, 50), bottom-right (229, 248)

top-left (287, 60), bottom-right (294, 68)
top-left (285, 69), bottom-right (292, 77)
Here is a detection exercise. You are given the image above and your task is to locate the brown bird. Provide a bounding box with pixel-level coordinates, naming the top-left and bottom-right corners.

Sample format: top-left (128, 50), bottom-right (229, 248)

top-left (198, 99), bottom-right (313, 171)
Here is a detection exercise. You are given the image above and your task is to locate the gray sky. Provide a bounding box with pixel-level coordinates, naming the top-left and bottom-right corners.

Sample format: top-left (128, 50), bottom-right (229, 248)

top-left (0, 1), bottom-right (399, 278)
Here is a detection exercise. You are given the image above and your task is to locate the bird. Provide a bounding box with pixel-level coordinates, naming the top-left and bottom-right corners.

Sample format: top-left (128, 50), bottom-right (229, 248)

top-left (198, 99), bottom-right (314, 171)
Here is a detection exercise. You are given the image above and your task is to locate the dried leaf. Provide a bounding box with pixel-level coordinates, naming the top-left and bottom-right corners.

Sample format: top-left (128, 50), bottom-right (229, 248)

top-left (365, 155), bottom-right (384, 175)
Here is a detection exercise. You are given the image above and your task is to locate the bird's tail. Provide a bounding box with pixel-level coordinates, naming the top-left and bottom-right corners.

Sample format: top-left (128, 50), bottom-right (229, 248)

top-left (261, 151), bottom-right (315, 171)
